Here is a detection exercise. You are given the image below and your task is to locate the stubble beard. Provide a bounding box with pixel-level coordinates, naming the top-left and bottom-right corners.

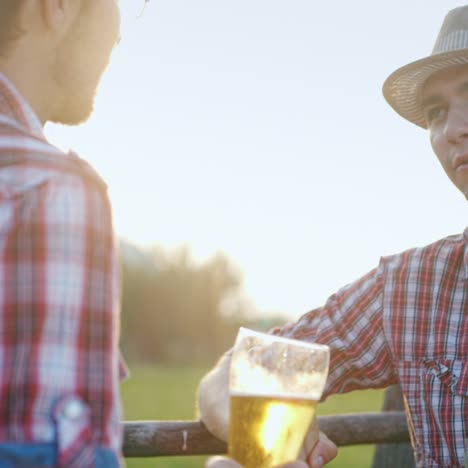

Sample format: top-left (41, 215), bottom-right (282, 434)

top-left (47, 9), bottom-right (101, 126)
top-left (48, 54), bottom-right (98, 126)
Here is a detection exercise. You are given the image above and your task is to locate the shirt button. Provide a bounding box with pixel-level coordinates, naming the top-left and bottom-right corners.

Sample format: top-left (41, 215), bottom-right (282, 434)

top-left (62, 399), bottom-right (84, 420)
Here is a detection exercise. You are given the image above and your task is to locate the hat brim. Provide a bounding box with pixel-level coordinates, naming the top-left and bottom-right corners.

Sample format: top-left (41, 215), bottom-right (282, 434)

top-left (382, 49), bottom-right (468, 128)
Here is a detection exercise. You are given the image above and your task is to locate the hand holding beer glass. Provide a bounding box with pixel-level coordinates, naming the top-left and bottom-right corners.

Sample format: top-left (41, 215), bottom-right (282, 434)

top-left (228, 328), bottom-right (330, 468)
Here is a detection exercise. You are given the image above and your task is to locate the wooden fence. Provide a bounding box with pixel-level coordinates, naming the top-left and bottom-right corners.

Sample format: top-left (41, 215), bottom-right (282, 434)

top-left (123, 411), bottom-right (409, 457)
top-left (123, 385), bottom-right (416, 467)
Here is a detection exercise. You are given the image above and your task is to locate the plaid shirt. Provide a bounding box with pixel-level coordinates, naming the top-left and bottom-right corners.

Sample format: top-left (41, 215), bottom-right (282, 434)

top-left (0, 73), bottom-right (123, 467)
top-left (275, 230), bottom-right (468, 467)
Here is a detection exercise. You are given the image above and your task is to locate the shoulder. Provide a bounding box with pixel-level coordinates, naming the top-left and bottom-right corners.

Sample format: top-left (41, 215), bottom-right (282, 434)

top-left (379, 233), bottom-right (465, 275)
top-left (0, 146), bottom-right (111, 230)
top-left (0, 129), bottom-right (107, 196)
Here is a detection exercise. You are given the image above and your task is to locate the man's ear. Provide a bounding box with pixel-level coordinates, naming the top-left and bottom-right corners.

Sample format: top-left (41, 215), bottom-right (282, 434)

top-left (40, 0), bottom-right (78, 31)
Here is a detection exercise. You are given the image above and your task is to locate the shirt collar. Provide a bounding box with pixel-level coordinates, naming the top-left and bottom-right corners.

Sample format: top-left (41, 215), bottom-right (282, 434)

top-left (0, 72), bottom-right (44, 139)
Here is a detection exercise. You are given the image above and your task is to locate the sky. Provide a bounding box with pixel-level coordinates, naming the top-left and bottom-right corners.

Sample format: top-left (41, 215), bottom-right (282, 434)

top-left (45, 0), bottom-right (467, 319)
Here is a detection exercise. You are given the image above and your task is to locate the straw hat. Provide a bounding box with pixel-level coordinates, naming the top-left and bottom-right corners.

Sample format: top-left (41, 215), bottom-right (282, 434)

top-left (383, 5), bottom-right (468, 128)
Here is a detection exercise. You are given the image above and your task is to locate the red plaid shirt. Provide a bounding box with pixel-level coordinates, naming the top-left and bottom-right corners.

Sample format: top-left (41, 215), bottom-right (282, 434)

top-left (0, 73), bottom-right (123, 466)
top-left (275, 231), bottom-right (468, 467)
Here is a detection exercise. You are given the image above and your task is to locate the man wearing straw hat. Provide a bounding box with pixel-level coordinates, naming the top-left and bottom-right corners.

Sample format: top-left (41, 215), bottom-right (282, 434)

top-left (198, 5), bottom-right (468, 468)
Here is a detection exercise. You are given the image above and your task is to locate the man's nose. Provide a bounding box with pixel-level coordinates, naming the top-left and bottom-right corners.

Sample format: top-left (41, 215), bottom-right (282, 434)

top-left (444, 104), bottom-right (468, 144)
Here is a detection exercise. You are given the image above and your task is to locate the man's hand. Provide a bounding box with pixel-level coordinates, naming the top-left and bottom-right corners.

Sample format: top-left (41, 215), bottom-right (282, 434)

top-left (298, 420), bottom-right (338, 468)
top-left (197, 352), bottom-right (338, 468)
top-left (197, 351), bottom-right (231, 440)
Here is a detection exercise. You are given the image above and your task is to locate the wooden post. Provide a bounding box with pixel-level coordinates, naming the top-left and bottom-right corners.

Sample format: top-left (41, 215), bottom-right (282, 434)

top-left (371, 385), bottom-right (415, 468)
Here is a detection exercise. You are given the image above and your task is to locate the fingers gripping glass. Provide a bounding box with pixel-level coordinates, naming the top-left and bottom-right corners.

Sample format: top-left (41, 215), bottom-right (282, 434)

top-left (228, 328), bottom-right (330, 468)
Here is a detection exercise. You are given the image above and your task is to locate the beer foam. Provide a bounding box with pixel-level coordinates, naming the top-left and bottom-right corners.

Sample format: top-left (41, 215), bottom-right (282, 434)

top-left (230, 357), bottom-right (327, 399)
top-left (229, 328), bottom-right (330, 401)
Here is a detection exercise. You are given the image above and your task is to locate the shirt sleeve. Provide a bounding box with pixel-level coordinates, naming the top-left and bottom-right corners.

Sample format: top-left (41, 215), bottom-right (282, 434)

top-left (272, 265), bottom-right (398, 399)
top-left (21, 170), bottom-right (123, 458)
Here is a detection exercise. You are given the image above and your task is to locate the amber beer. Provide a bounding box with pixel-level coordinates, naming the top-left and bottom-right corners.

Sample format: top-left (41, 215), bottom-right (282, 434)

top-left (228, 392), bottom-right (318, 468)
top-left (228, 328), bottom-right (329, 468)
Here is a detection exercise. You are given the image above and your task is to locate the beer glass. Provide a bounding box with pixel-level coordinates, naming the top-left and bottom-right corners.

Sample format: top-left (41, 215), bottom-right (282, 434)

top-left (228, 327), bottom-right (330, 468)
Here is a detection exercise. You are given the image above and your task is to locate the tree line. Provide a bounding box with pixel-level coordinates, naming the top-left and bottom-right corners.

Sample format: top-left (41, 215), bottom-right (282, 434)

top-left (120, 242), bottom-right (286, 365)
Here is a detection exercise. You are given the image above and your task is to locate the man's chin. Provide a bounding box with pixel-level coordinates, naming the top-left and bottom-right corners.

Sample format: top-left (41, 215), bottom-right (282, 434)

top-left (49, 102), bottom-right (94, 126)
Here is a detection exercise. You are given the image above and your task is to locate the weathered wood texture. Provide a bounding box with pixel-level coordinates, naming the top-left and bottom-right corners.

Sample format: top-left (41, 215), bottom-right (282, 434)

top-left (372, 385), bottom-right (415, 468)
top-left (123, 411), bottom-right (410, 458)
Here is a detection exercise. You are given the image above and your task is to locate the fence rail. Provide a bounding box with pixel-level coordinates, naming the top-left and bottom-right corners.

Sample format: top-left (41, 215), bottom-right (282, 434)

top-left (123, 411), bottom-right (409, 458)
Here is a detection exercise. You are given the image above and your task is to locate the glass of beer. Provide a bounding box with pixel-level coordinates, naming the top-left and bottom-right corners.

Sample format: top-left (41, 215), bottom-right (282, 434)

top-left (228, 327), bottom-right (330, 468)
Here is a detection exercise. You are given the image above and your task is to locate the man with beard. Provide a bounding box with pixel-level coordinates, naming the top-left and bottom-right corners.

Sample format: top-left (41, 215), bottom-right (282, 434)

top-left (198, 5), bottom-right (468, 468)
top-left (0, 0), bottom-right (123, 466)
top-left (0, 2), bottom-right (334, 467)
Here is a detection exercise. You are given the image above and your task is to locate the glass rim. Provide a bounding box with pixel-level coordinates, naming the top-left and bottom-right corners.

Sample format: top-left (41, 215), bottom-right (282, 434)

top-left (235, 327), bottom-right (330, 353)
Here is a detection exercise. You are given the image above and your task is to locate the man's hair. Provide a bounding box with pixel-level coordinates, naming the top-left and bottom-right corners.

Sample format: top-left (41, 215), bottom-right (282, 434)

top-left (0, 1), bottom-right (25, 56)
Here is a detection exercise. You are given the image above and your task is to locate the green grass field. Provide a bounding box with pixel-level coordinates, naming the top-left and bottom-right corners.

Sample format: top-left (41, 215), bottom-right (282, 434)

top-left (121, 366), bottom-right (384, 468)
